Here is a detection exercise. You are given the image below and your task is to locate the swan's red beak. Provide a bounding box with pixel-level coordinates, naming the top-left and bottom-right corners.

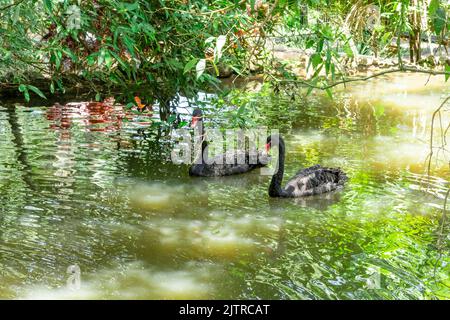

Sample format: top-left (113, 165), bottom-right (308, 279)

top-left (191, 116), bottom-right (200, 128)
top-left (265, 143), bottom-right (271, 152)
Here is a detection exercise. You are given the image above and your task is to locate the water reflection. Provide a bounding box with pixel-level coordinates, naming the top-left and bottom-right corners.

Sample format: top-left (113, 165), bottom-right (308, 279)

top-left (269, 190), bottom-right (344, 211)
top-left (0, 73), bottom-right (449, 299)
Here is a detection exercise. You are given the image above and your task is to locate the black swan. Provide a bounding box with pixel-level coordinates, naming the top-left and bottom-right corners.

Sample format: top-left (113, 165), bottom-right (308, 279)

top-left (189, 108), bottom-right (269, 177)
top-left (267, 135), bottom-right (347, 197)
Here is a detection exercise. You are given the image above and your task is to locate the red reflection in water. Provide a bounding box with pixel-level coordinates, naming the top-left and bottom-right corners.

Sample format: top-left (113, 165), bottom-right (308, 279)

top-left (46, 98), bottom-right (153, 135)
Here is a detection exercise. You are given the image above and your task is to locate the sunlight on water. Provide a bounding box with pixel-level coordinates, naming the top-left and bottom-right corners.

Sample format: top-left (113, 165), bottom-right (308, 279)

top-left (348, 74), bottom-right (447, 99)
top-left (21, 262), bottom-right (217, 299)
top-left (125, 181), bottom-right (208, 213)
top-left (141, 214), bottom-right (282, 259)
top-left (0, 73), bottom-right (449, 299)
top-left (129, 183), bottom-right (184, 210)
top-left (380, 93), bottom-right (445, 111)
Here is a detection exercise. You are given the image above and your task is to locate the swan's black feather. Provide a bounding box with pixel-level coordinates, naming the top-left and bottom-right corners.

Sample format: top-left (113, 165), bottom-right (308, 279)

top-left (189, 150), bottom-right (269, 177)
top-left (267, 135), bottom-right (348, 198)
top-left (284, 165), bottom-right (348, 197)
top-left (188, 108), bottom-right (270, 177)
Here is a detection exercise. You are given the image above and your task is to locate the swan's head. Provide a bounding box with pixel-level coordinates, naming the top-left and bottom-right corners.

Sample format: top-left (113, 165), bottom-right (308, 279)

top-left (266, 134), bottom-right (283, 152)
top-left (191, 108), bottom-right (203, 128)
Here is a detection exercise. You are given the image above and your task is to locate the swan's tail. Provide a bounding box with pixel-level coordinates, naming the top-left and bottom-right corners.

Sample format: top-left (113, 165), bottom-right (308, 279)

top-left (326, 166), bottom-right (348, 186)
top-left (298, 166), bottom-right (348, 196)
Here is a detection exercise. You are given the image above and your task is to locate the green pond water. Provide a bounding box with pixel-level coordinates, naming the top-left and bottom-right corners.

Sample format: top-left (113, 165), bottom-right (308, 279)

top-left (0, 74), bottom-right (449, 299)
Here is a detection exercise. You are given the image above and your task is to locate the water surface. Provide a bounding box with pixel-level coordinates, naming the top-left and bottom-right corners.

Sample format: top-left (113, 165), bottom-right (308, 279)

top-left (0, 74), bottom-right (449, 299)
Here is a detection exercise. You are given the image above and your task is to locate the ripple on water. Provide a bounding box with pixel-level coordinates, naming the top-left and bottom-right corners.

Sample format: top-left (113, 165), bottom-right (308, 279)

top-left (126, 181), bottom-right (209, 213)
top-left (1, 77), bottom-right (449, 299)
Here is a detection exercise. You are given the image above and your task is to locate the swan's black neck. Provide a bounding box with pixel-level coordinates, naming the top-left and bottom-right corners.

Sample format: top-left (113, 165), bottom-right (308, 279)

top-left (195, 121), bottom-right (208, 163)
top-left (269, 137), bottom-right (287, 197)
top-left (201, 140), bottom-right (208, 164)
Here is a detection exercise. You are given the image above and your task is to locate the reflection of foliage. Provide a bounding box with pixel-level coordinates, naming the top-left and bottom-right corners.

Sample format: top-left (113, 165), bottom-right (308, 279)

top-left (210, 82), bottom-right (406, 138)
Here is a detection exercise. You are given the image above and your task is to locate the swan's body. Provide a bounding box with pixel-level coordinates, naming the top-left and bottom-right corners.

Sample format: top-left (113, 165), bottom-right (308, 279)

top-left (281, 164), bottom-right (347, 197)
top-left (268, 135), bottom-right (347, 197)
top-left (189, 150), bottom-right (269, 177)
top-left (188, 109), bottom-right (269, 177)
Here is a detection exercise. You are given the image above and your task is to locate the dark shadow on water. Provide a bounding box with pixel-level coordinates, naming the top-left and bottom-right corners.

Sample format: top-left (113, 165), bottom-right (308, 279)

top-left (4, 105), bottom-right (35, 190)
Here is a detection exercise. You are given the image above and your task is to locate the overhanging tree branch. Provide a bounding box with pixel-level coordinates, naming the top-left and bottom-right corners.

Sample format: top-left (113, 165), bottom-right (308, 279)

top-left (273, 67), bottom-right (450, 90)
top-left (427, 95), bottom-right (450, 177)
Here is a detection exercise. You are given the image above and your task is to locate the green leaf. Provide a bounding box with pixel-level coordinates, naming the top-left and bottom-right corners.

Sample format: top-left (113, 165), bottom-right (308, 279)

top-left (18, 85), bottom-right (30, 102)
top-left (330, 63), bottom-right (336, 80)
top-left (44, 0), bottom-right (52, 13)
top-left (305, 39), bottom-right (315, 49)
top-left (184, 58), bottom-right (198, 74)
top-left (374, 104), bottom-right (385, 117)
top-left (27, 85), bottom-right (47, 99)
top-left (50, 82), bottom-right (55, 94)
top-left (311, 53), bottom-right (322, 69)
top-left (321, 25), bottom-right (333, 39)
top-left (325, 88), bottom-right (333, 99)
top-left (428, 0), bottom-right (439, 16)
top-left (177, 121), bottom-right (188, 127)
top-left (109, 50), bottom-right (128, 69)
top-left (63, 48), bottom-right (77, 62)
top-left (123, 36), bottom-right (135, 57)
top-left (53, 51), bottom-right (62, 70)
top-left (211, 61), bottom-right (219, 77)
top-left (24, 91), bottom-right (30, 102)
top-left (97, 50), bottom-right (105, 67)
top-left (433, 7), bottom-right (446, 35)
top-left (317, 39), bottom-right (324, 53)
top-left (56, 79), bottom-right (65, 94)
top-left (380, 32), bottom-right (392, 45)
top-left (166, 58), bottom-right (183, 70)
top-left (104, 51), bottom-right (113, 69)
top-left (123, 1), bottom-right (139, 11)
top-left (343, 43), bottom-right (354, 58)
top-left (95, 93), bottom-right (101, 101)
top-left (306, 78), bottom-right (318, 96)
top-left (168, 114), bottom-right (177, 123)
top-left (86, 52), bottom-right (98, 66)
top-left (325, 50), bottom-right (331, 75)
top-left (229, 65), bottom-right (244, 76)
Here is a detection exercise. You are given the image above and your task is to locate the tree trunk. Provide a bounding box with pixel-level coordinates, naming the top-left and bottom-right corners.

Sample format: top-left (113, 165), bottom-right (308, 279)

top-left (409, 0), bottom-right (422, 63)
top-left (300, 4), bottom-right (308, 26)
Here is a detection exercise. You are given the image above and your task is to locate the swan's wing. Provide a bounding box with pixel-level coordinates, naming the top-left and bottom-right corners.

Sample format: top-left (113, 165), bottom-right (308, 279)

top-left (191, 149), bottom-right (270, 176)
top-left (191, 153), bottom-right (257, 176)
top-left (294, 164), bottom-right (322, 176)
top-left (221, 150), bottom-right (269, 166)
top-left (285, 165), bottom-right (348, 196)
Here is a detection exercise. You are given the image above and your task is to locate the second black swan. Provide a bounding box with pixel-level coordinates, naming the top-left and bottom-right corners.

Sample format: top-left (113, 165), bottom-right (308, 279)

top-left (267, 135), bottom-right (347, 197)
top-left (189, 108), bottom-right (269, 177)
